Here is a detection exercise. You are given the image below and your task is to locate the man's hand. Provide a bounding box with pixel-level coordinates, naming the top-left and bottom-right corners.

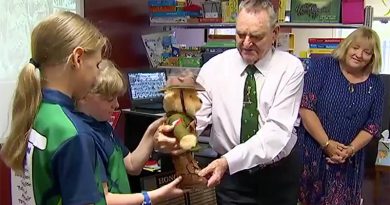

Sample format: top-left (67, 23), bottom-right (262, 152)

top-left (198, 157), bottom-right (228, 188)
top-left (153, 124), bottom-right (185, 155)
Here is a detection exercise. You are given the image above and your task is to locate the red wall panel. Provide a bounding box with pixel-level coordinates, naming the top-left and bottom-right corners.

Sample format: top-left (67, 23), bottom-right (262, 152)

top-left (0, 147), bottom-right (11, 205)
top-left (84, 0), bottom-right (161, 109)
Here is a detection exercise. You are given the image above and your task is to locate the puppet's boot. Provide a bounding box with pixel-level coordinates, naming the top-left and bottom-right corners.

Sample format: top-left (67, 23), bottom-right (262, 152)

top-left (172, 152), bottom-right (207, 189)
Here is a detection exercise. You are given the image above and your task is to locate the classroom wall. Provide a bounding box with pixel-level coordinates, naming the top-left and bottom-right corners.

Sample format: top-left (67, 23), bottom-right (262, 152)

top-left (84, 0), bottom-right (162, 109)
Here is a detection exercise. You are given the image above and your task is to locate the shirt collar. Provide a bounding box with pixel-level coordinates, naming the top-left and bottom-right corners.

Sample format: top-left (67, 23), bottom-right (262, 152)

top-left (240, 48), bottom-right (274, 76)
top-left (42, 88), bottom-right (75, 110)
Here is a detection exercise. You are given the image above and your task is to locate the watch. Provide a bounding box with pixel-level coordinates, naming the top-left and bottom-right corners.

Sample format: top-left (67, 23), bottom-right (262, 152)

top-left (142, 191), bottom-right (152, 205)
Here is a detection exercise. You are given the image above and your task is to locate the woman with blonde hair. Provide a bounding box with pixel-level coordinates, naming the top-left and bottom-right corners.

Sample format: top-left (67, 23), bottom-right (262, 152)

top-left (298, 26), bottom-right (384, 205)
top-left (1, 11), bottom-right (109, 204)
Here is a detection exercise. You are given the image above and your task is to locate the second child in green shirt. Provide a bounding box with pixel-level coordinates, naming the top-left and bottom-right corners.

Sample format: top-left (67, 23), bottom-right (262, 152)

top-left (77, 59), bottom-right (184, 205)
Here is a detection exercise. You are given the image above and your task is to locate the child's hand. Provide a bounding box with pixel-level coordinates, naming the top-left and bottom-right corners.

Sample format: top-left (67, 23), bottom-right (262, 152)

top-left (153, 124), bottom-right (185, 155)
top-left (146, 117), bottom-right (166, 135)
top-left (150, 176), bottom-right (184, 201)
top-left (148, 117), bottom-right (182, 154)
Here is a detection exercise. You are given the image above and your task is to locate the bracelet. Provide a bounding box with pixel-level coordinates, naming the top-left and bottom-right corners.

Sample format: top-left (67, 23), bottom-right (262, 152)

top-left (142, 191), bottom-right (152, 205)
top-left (321, 139), bottom-right (330, 149)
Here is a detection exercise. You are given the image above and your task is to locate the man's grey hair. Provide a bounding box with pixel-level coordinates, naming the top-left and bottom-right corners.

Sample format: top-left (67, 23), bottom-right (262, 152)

top-left (238, 0), bottom-right (278, 28)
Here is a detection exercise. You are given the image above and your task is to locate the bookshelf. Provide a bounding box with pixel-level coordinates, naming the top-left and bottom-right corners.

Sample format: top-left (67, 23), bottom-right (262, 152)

top-left (157, 65), bottom-right (200, 69)
top-left (150, 22), bottom-right (364, 29)
top-left (148, 3), bottom-right (373, 67)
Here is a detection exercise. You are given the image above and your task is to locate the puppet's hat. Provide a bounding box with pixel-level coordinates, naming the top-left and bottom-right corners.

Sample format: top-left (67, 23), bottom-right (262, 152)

top-left (161, 70), bottom-right (204, 91)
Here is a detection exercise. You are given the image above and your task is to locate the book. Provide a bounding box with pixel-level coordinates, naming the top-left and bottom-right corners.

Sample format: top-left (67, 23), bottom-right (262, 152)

top-left (150, 11), bottom-right (202, 18)
top-left (309, 53), bottom-right (332, 58)
top-left (309, 48), bottom-right (334, 54)
top-left (148, 0), bottom-right (176, 7)
top-left (198, 18), bottom-right (223, 23)
top-left (341, 0), bottom-right (364, 24)
top-left (278, 0), bottom-right (287, 22)
top-left (364, 6), bottom-right (373, 28)
top-left (308, 38), bottom-right (343, 44)
top-left (142, 32), bottom-right (175, 68)
top-left (309, 43), bottom-right (339, 49)
top-left (290, 0), bottom-right (341, 23)
top-left (150, 17), bottom-right (187, 23)
top-left (149, 6), bottom-right (176, 13)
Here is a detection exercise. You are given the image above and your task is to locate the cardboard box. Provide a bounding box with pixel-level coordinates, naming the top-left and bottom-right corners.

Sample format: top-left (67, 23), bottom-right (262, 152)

top-left (376, 139), bottom-right (390, 166)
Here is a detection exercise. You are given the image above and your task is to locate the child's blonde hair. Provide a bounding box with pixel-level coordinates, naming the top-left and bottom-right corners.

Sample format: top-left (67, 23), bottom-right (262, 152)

top-left (90, 59), bottom-right (127, 98)
top-left (1, 11), bottom-right (109, 172)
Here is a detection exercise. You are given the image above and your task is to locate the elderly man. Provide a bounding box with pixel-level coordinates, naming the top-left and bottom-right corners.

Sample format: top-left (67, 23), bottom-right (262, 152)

top-left (156, 0), bottom-right (304, 204)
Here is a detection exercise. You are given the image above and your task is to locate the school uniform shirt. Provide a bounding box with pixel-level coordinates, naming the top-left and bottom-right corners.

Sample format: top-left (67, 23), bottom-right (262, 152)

top-left (196, 49), bottom-right (304, 174)
top-left (80, 115), bottom-right (131, 194)
top-left (11, 89), bottom-right (106, 205)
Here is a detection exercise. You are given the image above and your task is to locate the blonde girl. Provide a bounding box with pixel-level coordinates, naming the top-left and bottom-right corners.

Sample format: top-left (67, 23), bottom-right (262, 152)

top-left (1, 11), bottom-right (109, 205)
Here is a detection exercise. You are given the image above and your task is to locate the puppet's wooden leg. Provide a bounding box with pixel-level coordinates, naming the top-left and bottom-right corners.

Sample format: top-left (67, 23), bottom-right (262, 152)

top-left (172, 152), bottom-right (207, 189)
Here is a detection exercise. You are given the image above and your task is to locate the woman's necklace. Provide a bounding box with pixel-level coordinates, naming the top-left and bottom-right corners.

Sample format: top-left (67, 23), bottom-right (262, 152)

top-left (340, 64), bottom-right (368, 94)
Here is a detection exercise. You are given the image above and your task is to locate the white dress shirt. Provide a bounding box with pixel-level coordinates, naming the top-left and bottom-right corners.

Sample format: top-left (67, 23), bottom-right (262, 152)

top-left (196, 48), bottom-right (304, 174)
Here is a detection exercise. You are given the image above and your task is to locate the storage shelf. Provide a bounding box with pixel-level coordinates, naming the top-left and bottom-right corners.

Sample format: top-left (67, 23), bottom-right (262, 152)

top-left (157, 65), bottom-right (200, 69)
top-left (150, 22), bottom-right (236, 28)
top-left (280, 22), bottom-right (363, 28)
top-left (150, 22), bottom-right (363, 29)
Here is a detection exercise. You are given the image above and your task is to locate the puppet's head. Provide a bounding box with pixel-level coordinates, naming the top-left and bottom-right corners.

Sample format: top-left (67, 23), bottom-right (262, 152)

top-left (161, 71), bottom-right (204, 150)
top-left (162, 71), bottom-right (203, 117)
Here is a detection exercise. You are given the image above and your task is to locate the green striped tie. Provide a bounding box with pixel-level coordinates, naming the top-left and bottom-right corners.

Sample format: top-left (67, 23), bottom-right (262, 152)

top-left (240, 65), bottom-right (260, 143)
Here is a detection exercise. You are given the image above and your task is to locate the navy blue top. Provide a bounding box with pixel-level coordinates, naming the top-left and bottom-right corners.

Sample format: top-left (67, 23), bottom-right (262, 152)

top-left (79, 114), bottom-right (132, 193)
top-left (80, 115), bottom-right (129, 168)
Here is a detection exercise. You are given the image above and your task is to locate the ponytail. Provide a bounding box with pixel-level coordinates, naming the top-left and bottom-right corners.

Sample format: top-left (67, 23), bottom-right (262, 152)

top-left (1, 63), bottom-right (42, 173)
top-left (1, 11), bottom-right (109, 173)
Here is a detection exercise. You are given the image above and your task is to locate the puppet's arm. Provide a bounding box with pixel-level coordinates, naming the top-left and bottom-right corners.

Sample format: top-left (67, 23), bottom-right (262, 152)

top-left (167, 114), bottom-right (197, 150)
